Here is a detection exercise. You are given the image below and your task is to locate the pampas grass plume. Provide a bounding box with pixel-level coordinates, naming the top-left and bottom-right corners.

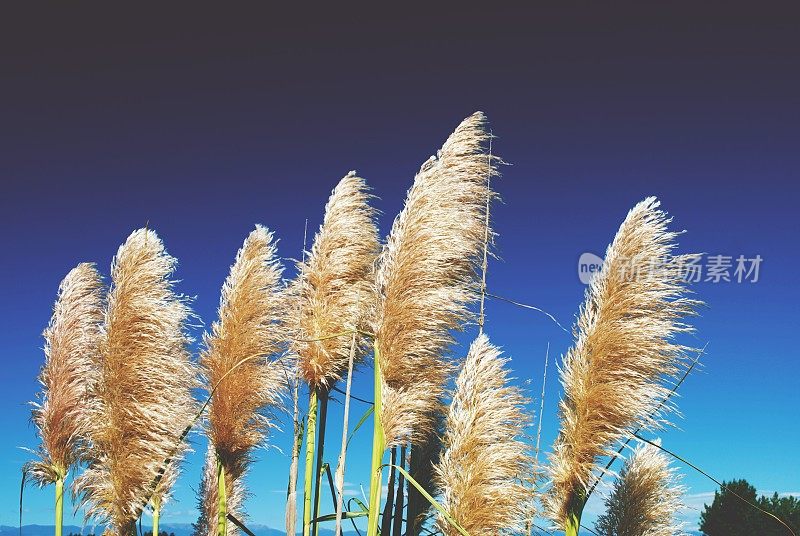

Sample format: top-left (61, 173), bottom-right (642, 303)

top-left (434, 334), bottom-right (532, 536)
top-left (291, 171), bottom-right (379, 389)
top-left (76, 228), bottom-right (195, 532)
top-left (375, 111), bottom-right (499, 448)
top-left (547, 197), bottom-right (700, 527)
top-left (200, 225), bottom-right (287, 522)
top-left (27, 263), bottom-right (104, 485)
top-left (595, 441), bottom-right (687, 536)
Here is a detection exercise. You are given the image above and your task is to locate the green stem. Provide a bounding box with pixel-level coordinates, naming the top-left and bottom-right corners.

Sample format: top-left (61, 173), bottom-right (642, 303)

top-left (565, 514), bottom-right (580, 536)
top-left (54, 475), bottom-right (63, 536)
top-left (312, 389), bottom-right (329, 536)
top-left (366, 344), bottom-right (385, 536)
top-left (564, 487), bottom-right (585, 536)
top-left (152, 498), bottom-right (160, 536)
top-left (303, 389), bottom-right (319, 536)
top-left (217, 457), bottom-right (227, 536)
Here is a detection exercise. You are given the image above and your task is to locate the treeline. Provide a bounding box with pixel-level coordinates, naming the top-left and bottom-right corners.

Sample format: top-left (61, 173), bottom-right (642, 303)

top-left (701, 479), bottom-right (800, 535)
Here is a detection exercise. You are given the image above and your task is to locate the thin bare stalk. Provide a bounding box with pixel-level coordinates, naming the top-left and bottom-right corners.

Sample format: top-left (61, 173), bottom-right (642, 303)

top-left (406, 411), bottom-right (446, 535)
top-left (286, 381), bottom-right (302, 536)
top-left (287, 219), bottom-right (309, 536)
top-left (334, 330), bottom-right (358, 536)
top-left (534, 342), bottom-right (549, 463)
top-left (485, 292), bottom-right (568, 333)
top-left (478, 135), bottom-right (493, 334)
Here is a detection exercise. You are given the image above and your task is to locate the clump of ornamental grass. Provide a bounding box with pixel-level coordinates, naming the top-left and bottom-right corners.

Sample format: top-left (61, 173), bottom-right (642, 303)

top-left (288, 172), bottom-right (380, 536)
top-left (26, 263), bottom-right (104, 536)
top-left (367, 111), bottom-right (499, 536)
top-left (434, 334), bottom-right (533, 536)
top-left (595, 441), bottom-right (686, 536)
top-left (76, 229), bottom-right (196, 535)
top-left (200, 226), bottom-right (287, 536)
top-left (546, 197), bottom-right (701, 536)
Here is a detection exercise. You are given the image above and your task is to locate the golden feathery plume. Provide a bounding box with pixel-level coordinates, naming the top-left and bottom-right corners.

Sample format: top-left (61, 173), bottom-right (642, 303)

top-left (76, 229), bottom-right (196, 534)
top-left (291, 171), bottom-right (379, 389)
top-left (200, 225), bottom-right (287, 527)
top-left (546, 197), bottom-right (700, 533)
top-left (434, 334), bottom-right (533, 536)
top-left (27, 263), bottom-right (103, 486)
top-left (595, 441), bottom-right (687, 536)
top-left (374, 110), bottom-right (499, 448)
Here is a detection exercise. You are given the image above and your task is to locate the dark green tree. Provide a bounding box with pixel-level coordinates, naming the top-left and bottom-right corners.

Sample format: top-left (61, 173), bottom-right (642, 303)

top-left (700, 478), bottom-right (799, 535)
top-left (758, 493), bottom-right (800, 536)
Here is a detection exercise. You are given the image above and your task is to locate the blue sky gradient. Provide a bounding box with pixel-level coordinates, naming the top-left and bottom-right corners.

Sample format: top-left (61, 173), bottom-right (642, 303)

top-left (1, 4), bottom-right (798, 532)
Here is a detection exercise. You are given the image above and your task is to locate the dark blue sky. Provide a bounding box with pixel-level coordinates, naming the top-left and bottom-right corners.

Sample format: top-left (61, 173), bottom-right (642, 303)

top-left (2, 4), bottom-right (798, 529)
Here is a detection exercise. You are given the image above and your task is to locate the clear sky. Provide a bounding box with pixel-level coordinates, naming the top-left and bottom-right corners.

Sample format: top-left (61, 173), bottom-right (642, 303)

top-left (1, 4), bottom-right (798, 533)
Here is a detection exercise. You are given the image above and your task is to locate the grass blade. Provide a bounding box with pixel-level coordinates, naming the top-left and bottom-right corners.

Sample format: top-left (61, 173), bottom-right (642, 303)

top-left (227, 513), bottom-right (256, 536)
top-left (347, 406), bottom-right (374, 449)
top-left (385, 464), bottom-right (470, 536)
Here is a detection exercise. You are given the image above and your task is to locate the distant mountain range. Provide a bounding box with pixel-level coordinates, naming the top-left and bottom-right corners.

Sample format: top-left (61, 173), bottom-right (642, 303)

top-left (2, 525), bottom-right (362, 536)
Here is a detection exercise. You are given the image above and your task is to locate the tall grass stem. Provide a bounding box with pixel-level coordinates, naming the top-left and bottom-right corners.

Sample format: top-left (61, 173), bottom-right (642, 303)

top-left (217, 457), bottom-right (227, 536)
top-left (287, 218), bottom-right (309, 536)
top-left (54, 476), bottom-right (63, 536)
top-left (366, 344), bottom-right (385, 536)
top-left (303, 390), bottom-right (319, 536)
top-left (312, 391), bottom-right (329, 536)
top-left (152, 500), bottom-right (160, 536)
top-left (564, 487), bottom-right (585, 536)
top-left (477, 135), bottom-right (493, 334)
top-left (334, 330), bottom-right (358, 536)
top-left (534, 342), bottom-right (549, 463)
